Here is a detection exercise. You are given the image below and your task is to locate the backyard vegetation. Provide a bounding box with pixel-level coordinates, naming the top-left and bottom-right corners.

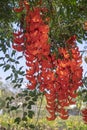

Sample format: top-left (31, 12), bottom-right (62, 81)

top-left (0, 0), bottom-right (87, 130)
top-left (1, 113), bottom-right (87, 129)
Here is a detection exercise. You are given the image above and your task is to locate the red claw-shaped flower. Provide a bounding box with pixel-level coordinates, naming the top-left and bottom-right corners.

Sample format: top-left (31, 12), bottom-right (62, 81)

top-left (81, 108), bottom-right (87, 124)
top-left (12, 0), bottom-right (83, 121)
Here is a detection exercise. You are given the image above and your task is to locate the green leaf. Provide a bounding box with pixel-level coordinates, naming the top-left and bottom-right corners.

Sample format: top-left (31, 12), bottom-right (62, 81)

top-left (27, 101), bottom-right (35, 109)
top-left (0, 64), bottom-right (4, 67)
top-left (19, 66), bottom-right (24, 71)
top-left (6, 97), bottom-right (11, 101)
top-left (9, 58), bottom-right (15, 62)
top-left (11, 50), bottom-right (16, 57)
top-left (5, 74), bottom-right (13, 80)
top-left (0, 57), bottom-right (4, 60)
top-left (29, 101), bottom-right (35, 105)
top-left (23, 90), bottom-right (28, 94)
top-left (2, 45), bottom-right (7, 54)
top-left (83, 96), bottom-right (87, 102)
top-left (4, 64), bottom-right (10, 71)
top-left (15, 61), bottom-right (19, 64)
top-left (18, 78), bottom-right (23, 83)
top-left (29, 124), bottom-right (35, 129)
top-left (29, 91), bottom-right (36, 97)
top-left (10, 96), bottom-right (15, 100)
top-left (25, 96), bottom-right (30, 101)
top-left (32, 97), bottom-right (38, 102)
top-left (17, 93), bottom-right (23, 97)
top-left (11, 106), bottom-right (17, 111)
top-left (6, 102), bottom-right (9, 108)
top-left (27, 104), bottom-right (31, 109)
top-left (14, 117), bottom-right (21, 124)
top-left (18, 71), bottom-right (25, 75)
top-left (22, 103), bottom-right (27, 107)
top-left (17, 56), bottom-right (23, 60)
top-left (22, 90), bottom-right (28, 96)
top-left (6, 42), bottom-right (11, 48)
top-left (12, 79), bottom-right (16, 83)
top-left (5, 96), bottom-right (14, 102)
top-left (23, 112), bottom-right (27, 116)
top-left (14, 84), bottom-right (21, 88)
top-left (28, 110), bottom-right (34, 118)
top-left (77, 39), bottom-right (82, 44)
top-left (22, 116), bottom-right (27, 121)
top-left (5, 54), bottom-right (10, 58)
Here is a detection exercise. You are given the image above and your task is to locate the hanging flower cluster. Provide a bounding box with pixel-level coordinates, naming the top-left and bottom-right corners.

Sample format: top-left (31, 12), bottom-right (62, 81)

top-left (81, 108), bottom-right (87, 124)
top-left (43, 35), bottom-right (83, 120)
top-left (13, 0), bottom-right (83, 120)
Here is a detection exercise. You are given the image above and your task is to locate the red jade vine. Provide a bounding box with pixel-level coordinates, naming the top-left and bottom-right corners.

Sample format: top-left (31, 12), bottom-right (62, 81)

top-left (81, 108), bottom-right (87, 124)
top-left (13, 0), bottom-right (83, 121)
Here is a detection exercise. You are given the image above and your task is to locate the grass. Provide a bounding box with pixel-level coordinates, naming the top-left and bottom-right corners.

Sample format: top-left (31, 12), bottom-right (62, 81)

top-left (0, 114), bottom-right (87, 130)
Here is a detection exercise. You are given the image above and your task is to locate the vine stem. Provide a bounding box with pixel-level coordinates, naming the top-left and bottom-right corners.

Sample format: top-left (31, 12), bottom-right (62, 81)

top-left (34, 93), bottom-right (44, 130)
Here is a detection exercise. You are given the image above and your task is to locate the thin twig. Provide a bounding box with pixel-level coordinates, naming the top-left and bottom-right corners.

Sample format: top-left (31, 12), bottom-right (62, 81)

top-left (34, 93), bottom-right (44, 130)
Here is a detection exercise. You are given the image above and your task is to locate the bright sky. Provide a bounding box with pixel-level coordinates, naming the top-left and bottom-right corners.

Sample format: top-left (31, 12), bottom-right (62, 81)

top-left (77, 41), bottom-right (87, 77)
